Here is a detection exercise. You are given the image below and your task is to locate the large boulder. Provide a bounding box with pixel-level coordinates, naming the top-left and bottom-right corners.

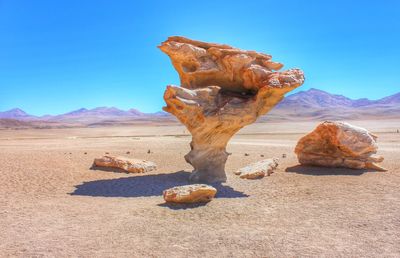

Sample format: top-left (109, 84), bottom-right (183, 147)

top-left (163, 184), bottom-right (217, 203)
top-left (160, 36), bottom-right (305, 183)
top-left (295, 121), bottom-right (386, 171)
top-left (93, 156), bottom-right (157, 173)
top-left (236, 158), bottom-right (279, 179)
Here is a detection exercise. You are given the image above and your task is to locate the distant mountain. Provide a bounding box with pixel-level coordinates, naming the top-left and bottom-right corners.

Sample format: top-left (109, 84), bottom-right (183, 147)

top-left (1, 88), bottom-right (399, 127)
top-left (0, 108), bottom-right (35, 120)
top-left (48, 107), bottom-right (146, 123)
top-left (0, 106), bottom-right (175, 128)
top-left (375, 92), bottom-right (400, 105)
top-left (150, 111), bottom-right (170, 117)
top-left (265, 88), bottom-right (400, 121)
top-left (128, 108), bottom-right (146, 116)
top-left (276, 88), bottom-right (382, 108)
top-left (59, 107), bottom-right (137, 117)
top-left (279, 88), bottom-right (354, 108)
top-left (62, 108), bottom-right (89, 116)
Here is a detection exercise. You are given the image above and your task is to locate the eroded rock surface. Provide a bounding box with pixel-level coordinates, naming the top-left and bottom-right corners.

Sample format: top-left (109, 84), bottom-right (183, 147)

top-left (236, 158), bottom-right (279, 179)
top-left (93, 156), bottom-right (157, 173)
top-left (163, 184), bottom-right (217, 203)
top-left (161, 36), bottom-right (305, 183)
top-left (159, 36), bottom-right (304, 93)
top-left (295, 121), bottom-right (386, 171)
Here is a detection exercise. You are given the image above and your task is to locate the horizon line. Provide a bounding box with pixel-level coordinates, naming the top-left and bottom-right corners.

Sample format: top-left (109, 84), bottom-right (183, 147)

top-left (1, 87), bottom-right (399, 116)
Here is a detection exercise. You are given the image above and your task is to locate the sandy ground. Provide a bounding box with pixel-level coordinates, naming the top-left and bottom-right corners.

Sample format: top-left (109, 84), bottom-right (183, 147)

top-left (0, 120), bottom-right (399, 257)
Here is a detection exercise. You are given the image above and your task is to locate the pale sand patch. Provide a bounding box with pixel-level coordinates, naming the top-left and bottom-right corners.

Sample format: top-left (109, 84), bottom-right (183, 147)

top-left (0, 120), bottom-right (399, 257)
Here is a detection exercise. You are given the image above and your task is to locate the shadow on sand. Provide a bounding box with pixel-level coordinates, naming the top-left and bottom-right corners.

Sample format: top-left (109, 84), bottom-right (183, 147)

top-left (285, 165), bottom-right (375, 176)
top-left (156, 202), bottom-right (210, 210)
top-left (90, 165), bottom-right (128, 174)
top-left (71, 171), bottom-right (248, 202)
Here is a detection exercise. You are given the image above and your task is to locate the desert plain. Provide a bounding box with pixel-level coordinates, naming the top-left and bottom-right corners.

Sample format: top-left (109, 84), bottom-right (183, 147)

top-left (0, 119), bottom-right (399, 257)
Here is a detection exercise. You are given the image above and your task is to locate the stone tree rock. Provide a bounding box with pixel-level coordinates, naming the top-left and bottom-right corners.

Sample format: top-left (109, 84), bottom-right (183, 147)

top-left (295, 121), bottom-right (386, 171)
top-left (160, 36), bottom-right (305, 183)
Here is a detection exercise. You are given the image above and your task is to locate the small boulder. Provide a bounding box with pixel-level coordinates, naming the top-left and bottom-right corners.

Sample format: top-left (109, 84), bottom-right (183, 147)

top-left (163, 184), bottom-right (217, 203)
top-left (236, 158), bottom-right (279, 179)
top-left (93, 155), bottom-right (157, 173)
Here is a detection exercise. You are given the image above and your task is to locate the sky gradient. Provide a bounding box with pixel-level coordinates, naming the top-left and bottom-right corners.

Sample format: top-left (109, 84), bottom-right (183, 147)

top-left (1, 0), bottom-right (399, 115)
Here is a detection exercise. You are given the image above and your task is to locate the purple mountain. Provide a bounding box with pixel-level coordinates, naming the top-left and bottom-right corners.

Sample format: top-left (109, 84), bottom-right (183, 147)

top-left (276, 88), bottom-right (378, 108)
top-left (0, 108), bottom-right (35, 120)
top-left (267, 88), bottom-right (400, 121)
top-left (1, 88), bottom-right (399, 124)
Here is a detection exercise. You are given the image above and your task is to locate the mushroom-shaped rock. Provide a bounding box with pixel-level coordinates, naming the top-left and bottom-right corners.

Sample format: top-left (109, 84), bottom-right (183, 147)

top-left (163, 184), bottom-right (217, 203)
top-left (236, 158), bottom-right (279, 179)
top-left (160, 36), bottom-right (305, 183)
top-left (159, 36), bottom-right (304, 93)
top-left (93, 156), bottom-right (157, 173)
top-left (295, 121), bottom-right (386, 171)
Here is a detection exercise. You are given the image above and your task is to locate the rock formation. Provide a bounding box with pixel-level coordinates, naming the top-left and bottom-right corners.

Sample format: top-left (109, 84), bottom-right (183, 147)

top-left (235, 158), bottom-right (279, 179)
top-left (163, 184), bottom-right (217, 203)
top-left (160, 36), bottom-right (305, 183)
top-left (295, 121), bottom-right (386, 171)
top-left (93, 156), bottom-right (157, 173)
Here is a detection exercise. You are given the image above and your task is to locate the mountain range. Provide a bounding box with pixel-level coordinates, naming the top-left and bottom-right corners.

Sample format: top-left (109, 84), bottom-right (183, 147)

top-left (264, 88), bottom-right (400, 121)
top-left (278, 88), bottom-right (400, 107)
top-left (1, 88), bottom-right (399, 128)
top-left (0, 107), bottom-right (170, 123)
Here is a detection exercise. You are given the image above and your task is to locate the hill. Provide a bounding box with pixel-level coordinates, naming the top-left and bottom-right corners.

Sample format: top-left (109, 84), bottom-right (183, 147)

top-left (263, 88), bottom-right (400, 121)
top-left (1, 88), bottom-right (399, 127)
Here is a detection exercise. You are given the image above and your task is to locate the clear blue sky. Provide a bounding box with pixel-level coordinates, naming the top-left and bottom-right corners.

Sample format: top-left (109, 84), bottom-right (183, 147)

top-left (1, 0), bottom-right (399, 115)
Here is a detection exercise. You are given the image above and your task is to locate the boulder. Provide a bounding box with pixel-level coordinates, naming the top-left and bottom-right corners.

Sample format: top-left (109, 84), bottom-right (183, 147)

top-left (93, 155), bottom-right (157, 173)
top-left (236, 158), bottom-right (279, 179)
top-left (163, 184), bottom-right (217, 203)
top-left (160, 36), bottom-right (305, 183)
top-left (295, 121), bottom-right (386, 171)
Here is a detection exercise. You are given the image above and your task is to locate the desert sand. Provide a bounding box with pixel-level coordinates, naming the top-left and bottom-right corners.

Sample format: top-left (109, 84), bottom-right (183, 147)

top-left (0, 120), bottom-right (399, 257)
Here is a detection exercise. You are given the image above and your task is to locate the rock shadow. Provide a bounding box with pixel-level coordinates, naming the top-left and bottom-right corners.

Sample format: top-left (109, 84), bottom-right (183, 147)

top-left (285, 165), bottom-right (375, 176)
top-left (70, 170), bottom-right (248, 199)
top-left (90, 165), bottom-right (128, 174)
top-left (157, 202), bottom-right (209, 210)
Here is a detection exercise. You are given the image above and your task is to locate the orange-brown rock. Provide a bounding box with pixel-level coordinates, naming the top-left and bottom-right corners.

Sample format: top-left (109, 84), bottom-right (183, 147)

top-left (163, 184), bottom-right (217, 203)
top-left (160, 36), bottom-right (305, 183)
top-left (93, 156), bottom-right (157, 173)
top-left (236, 158), bottom-right (279, 179)
top-left (295, 121), bottom-right (386, 171)
top-left (159, 36), bottom-right (304, 93)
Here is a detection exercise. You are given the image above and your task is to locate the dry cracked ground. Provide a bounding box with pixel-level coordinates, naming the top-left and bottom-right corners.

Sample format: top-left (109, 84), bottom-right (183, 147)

top-left (0, 120), bottom-right (399, 257)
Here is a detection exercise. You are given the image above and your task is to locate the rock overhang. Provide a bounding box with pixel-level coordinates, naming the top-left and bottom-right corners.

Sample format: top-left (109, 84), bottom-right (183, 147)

top-left (159, 36), bottom-right (305, 93)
